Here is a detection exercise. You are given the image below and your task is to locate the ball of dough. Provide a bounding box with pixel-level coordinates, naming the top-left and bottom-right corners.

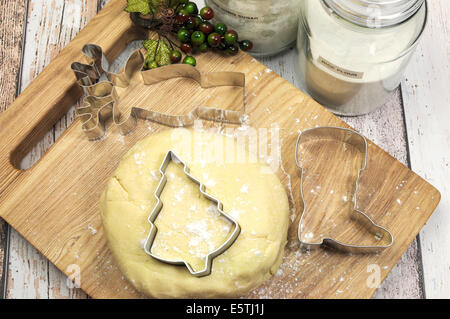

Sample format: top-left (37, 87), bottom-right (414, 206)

top-left (100, 128), bottom-right (289, 298)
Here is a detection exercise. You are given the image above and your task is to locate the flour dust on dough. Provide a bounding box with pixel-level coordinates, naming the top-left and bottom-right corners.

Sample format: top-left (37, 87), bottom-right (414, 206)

top-left (100, 128), bottom-right (290, 298)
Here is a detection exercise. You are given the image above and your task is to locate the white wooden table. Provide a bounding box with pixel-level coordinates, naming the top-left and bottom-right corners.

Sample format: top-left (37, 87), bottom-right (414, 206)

top-left (0, 0), bottom-right (448, 299)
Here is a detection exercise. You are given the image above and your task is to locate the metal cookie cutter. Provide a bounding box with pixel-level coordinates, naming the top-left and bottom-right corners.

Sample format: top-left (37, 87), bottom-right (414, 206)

top-left (71, 44), bottom-right (246, 140)
top-left (295, 127), bottom-right (394, 253)
top-left (144, 150), bottom-right (241, 277)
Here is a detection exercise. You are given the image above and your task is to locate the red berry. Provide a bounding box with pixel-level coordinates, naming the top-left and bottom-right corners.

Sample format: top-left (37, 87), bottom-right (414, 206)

top-left (176, 9), bottom-right (189, 24)
top-left (199, 22), bottom-right (214, 35)
top-left (185, 15), bottom-right (198, 29)
top-left (170, 50), bottom-right (182, 63)
top-left (181, 43), bottom-right (193, 54)
top-left (228, 30), bottom-right (238, 38)
top-left (207, 32), bottom-right (222, 47)
top-left (200, 7), bottom-right (214, 20)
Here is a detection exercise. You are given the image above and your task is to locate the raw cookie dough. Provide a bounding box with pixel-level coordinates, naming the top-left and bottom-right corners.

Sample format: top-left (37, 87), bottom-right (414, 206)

top-left (100, 128), bottom-right (289, 298)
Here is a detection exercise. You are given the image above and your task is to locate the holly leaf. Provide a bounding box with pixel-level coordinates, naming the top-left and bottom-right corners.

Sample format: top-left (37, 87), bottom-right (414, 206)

top-left (143, 39), bottom-right (158, 54)
top-left (125, 0), bottom-right (183, 15)
top-left (155, 40), bottom-right (171, 66)
top-left (125, 0), bottom-right (152, 15)
top-left (143, 39), bottom-right (172, 67)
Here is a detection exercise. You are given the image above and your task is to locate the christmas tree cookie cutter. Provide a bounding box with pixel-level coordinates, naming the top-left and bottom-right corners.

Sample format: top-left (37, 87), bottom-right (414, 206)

top-left (71, 44), bottom-right (246, 140)
top-left (144, 150), bottom-right (241, 277)
top-left (295, 127), bottom-right (394, 253)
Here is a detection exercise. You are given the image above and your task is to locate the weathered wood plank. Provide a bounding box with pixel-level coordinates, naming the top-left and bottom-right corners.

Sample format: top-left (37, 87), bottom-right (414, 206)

top-left (0, 221), bottom-right (6, 298)
top-left (0, 1), bottom-right (27, 112)
top-left (6, 0), bottom-right (97, 299)
top-left (402, 0), bottom-right (450, 298)
top-left (0, 0), bottom-right (28, 298)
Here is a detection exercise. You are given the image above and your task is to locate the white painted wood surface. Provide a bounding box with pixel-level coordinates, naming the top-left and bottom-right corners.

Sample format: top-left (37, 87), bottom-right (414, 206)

top-left (0, 0), bottom-right (447, 298)
top-left (402, 1), bottom-right (450, 299)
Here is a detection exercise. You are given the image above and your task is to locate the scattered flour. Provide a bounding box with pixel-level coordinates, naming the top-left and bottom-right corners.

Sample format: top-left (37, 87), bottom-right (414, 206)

top-left (88, 225), bottom-right (97, 235)
top-left (240, 184), bottom-right (249, 193)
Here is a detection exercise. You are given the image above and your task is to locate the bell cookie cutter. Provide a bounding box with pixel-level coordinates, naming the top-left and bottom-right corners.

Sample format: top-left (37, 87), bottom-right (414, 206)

top-left (71, 44), bottom-right (246, 140)
top-left (144, 150), bottom-right (241, 277)
top-left (295, 126), bottom-right (394, 253)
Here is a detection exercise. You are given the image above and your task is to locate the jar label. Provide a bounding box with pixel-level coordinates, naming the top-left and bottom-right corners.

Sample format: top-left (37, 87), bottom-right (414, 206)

top-left (212, 1), bottom-right (264, 22)
top-left (318, 56), bottom-right (364, 79)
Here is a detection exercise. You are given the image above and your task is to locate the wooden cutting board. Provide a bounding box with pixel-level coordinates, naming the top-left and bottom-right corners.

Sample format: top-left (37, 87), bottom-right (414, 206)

top-left (0, 0), bottom-right (440, 298)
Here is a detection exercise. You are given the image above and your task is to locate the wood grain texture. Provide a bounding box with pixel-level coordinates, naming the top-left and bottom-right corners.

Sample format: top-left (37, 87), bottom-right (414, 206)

top-left (260, 47), bottom-right (424, 298)
top-left (344, 90), bottom-right (424, 299)
top-left (0, 0), bottom-right (27, 298)
top-left (0, 0), bottom-right (27, 113)
top-left (401, 0), bottom-right (450, 298)
top-left (0, 221), bottom-right (7, 298)
top-left (0, 0), bottom-right (440, 298)
top-left (4, 0), bottom-right (98, 299)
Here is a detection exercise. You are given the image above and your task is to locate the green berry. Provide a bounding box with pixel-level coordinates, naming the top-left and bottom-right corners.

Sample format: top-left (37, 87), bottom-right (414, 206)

top-left (177, 29), bottom-right (190, 43)
top-left (195, 15), bottom-right (202, 26)
top-left (215, 23), bottom-right (227, 35)
top-left (239, 40), bottom-right (253, 51)
top-left (185, 2), bottom-right (198, 15)
top-left (191, 31), bottom-right (206, 46)
top-left (147, 60), bottom-right (158, 69)
top-left (226, 44), bottom-right (239, 55)
top-left (170, 50), bottom-right (182, 63)
top-left (207, 32), bottom-right (222, 47)
top-left (217, 41), bottom-right (227, 51)
top-left (183, 55), bottom-right (197, 66)
top-left (199, 42), bottom-right (209, 53)
top-left (224, 30), bottom-right (238, 45)
top-left (176, 4), bottom-right (186, 13)
top-left (185, 16), bottom-right (198, 29)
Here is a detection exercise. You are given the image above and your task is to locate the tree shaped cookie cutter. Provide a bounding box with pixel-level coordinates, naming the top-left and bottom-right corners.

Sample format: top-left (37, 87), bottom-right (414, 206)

top-left (295, 127), bottom-right (394, 253)
top-left (71, 44), bottom-right (246, 140)
top-left (144, 150), bottom-right (241, 277)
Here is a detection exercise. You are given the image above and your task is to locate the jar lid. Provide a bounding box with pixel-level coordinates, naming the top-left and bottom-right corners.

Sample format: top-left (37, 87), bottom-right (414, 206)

top-left (322, 0), bottom-right (426, 28)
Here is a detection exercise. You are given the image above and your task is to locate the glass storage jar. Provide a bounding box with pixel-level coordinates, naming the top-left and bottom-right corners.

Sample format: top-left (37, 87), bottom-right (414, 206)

top-left (296, 0), bottom-right (427, 116)
top-left (205, 0), bottom-right (302, 57)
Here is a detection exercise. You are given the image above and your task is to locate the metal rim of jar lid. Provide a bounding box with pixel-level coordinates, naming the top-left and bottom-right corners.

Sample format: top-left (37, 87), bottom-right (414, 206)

top-left (321, 0), bottom-right (426, 28)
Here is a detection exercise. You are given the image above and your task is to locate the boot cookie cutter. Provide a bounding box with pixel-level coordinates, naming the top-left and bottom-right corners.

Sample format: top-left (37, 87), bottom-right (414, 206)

top-left (71, 44), bottom-right (246, 140)
top-left (295, 126), bottom-right (394, 253)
